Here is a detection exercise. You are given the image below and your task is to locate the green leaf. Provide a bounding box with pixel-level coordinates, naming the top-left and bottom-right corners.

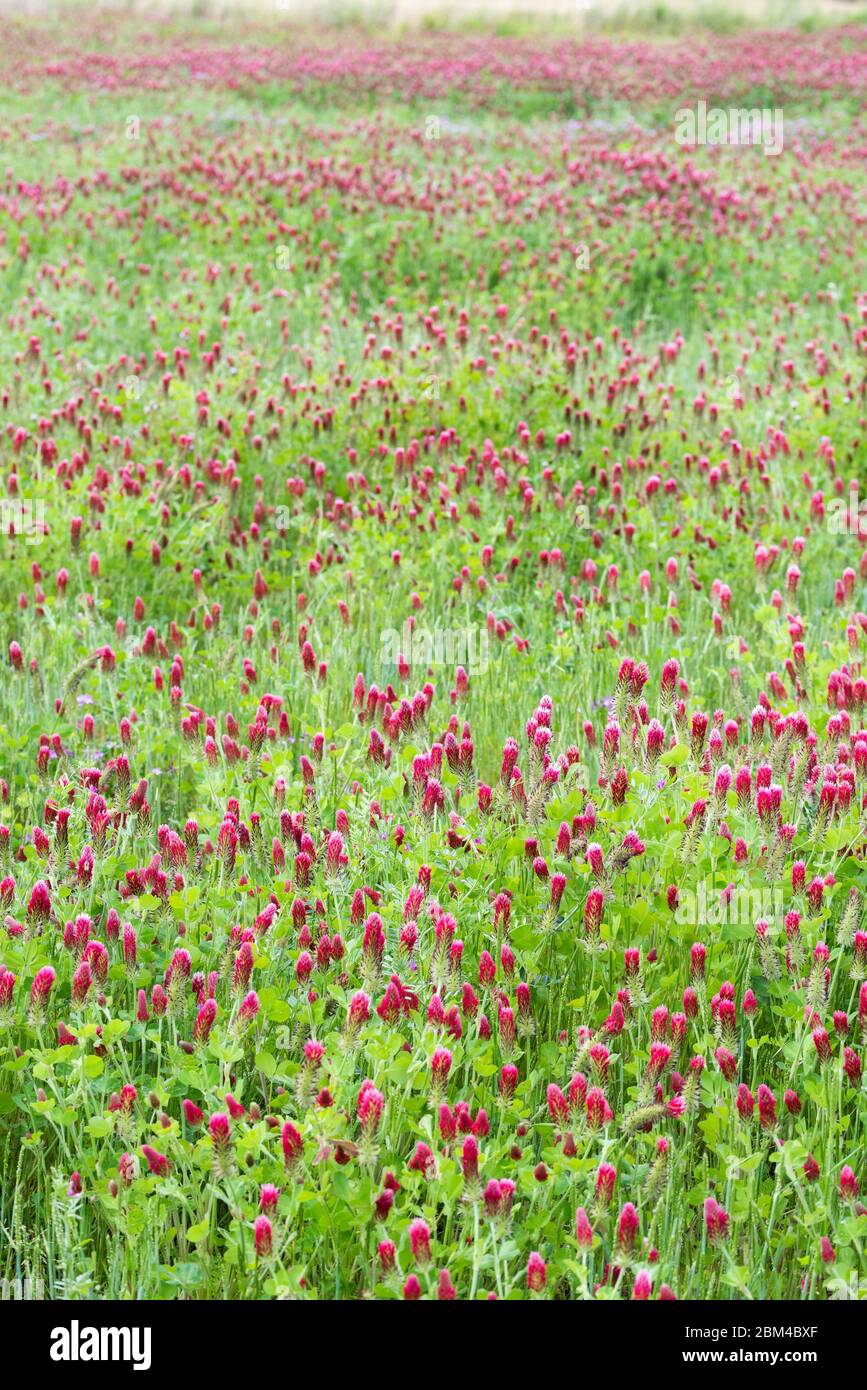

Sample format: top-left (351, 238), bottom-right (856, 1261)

top-left (255, 1051), bottom-right (277, 1079)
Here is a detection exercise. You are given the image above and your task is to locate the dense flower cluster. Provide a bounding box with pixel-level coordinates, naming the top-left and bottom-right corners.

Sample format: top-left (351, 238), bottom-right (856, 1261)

top-left (0, 17), bottom-right (865, 1301)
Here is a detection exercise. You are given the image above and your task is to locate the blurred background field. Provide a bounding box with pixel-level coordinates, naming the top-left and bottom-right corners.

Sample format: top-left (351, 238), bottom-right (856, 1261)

top-left (0, 0), bottom-right (865, 34)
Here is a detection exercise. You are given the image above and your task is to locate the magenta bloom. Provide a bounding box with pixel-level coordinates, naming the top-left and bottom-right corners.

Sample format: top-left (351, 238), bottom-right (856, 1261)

top-left (431, 1047), bottom-right (452, 1090)
top-left (209, 1112), bottom-right (231, 1151)
top-left (499, 1063), bottom-right (518, 1100)
top-left (595, 1162), bottom-right (617, 1206)
top-left (757, 1084), bottom-right (777, 1129)
top-left (260, 1184), bottom-right (280, 1213)
top-left (0, 969), bottom-right (15, 1013)
top-left (281, 1121), bottom-right (303, 1168)
top-left (437, 1269), bottom-right (456, 1301)
top-left (843, 1048), bottom-right (862, 1087)
top-left (141, 1145), bottom-right (170, 1177)
top-left (584, 888), bottom-right (604, 938)
top-left (27, 880), bottom-right (51, 921)
top-left (704, 1197), bottom-right (729, 1243)
top-left (409, 1218), bottom-right (431, 1266)
top-left (29, 965), bottom-right (55, 1021)
top-left (812, 1027), bottom-right (832, 1064)
top-left (575, 1207), bottom-right (594, 1248)
top-left (254, 1216), bottom-right (273, 1258)
top-left (461, 1135), bottom-right (479, 1185)
top-left (193, 998), bottom-right (217, 1045)
top-left (347, 990), bottom-right (371, 1033)
top-left (586, 1086), bottom-right (613, 1130)
top-left (378, 1240), bottom-right (396, 1274)
top-left (527, 1251), bottom-right (546, 1293)
top-left (617, 1202), bottom-right (639, 1252)
top-left (183, 1099), bottom-right (204, 1126)
top-left (358, 1081), bottom-right (384, 1135)
top-left (840, 1165), bottom-right (860, 1200)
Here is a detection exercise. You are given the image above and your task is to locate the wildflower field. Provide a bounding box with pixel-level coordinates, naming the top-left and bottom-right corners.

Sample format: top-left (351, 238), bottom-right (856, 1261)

top-left (0, 13), bottom-right (866, 1304)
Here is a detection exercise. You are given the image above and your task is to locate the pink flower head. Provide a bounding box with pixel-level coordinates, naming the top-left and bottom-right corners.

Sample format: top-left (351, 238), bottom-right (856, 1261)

top-left (812, 1027), bottom-right (832, 1065)
top-left (260, 1184), bottom-right (280, 1214)
top-left (499, 1063), bottom-right (518, 1100)
top-left (595, 1163), bottom-right (617, 1206)
top-left (358, 1082), bottom-right (384, 1135)
top-left (0, 969), bottom-right (16, 1015)
top-left (209, 1112), bottom-right (231, 1150)
top-left (27, 880), bottom-right (51, 921)
top-left (183, 1099), bottom-right (204, 1126)
top-left (575, 1206), bottom-right (594, 1248)
top-left (347, 990), bottom-right (371, 1035)
top-left (431, 1047), bottom-right (452, 1093)
top-left (409, 1218), bottom-right (431, 1266)
top-left (843, 1048), bottom-right (862, 1087)
top-left (29, 965), bottom-right (55, 1021)
top-left (141, 1145), bottom-right (170, 1177)
top-left (71, 960), bottom-right (92, 1004)
top-left (547, 1083), bottom-right (569, 1125)
top-left (281, 1121), bottom-right (303, 1168)
top-left (840, 1165), bottom-right (860, 1200)
top-left (527, 1251), bottom-right (546, 1293)
top-left (617, 1202), bottom-right (639, 1252)
top-left (254, 1216), bottom-right (273, 1258)
top-left (757, 1084), bottom-right (777, 1129)
top-left (437, 1268), bottom-right (456, 1301)
top-left (238, 990), bottom-right (260, 1026)
top-left (704, 1197), bottom-right (729, 1243)
top-left (193, 998), bottom-right (217, 1045)
top-left (378, 1240), bottom-right (396, 1274)
top-left (586, 1087), bottom-right (613, 1130)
